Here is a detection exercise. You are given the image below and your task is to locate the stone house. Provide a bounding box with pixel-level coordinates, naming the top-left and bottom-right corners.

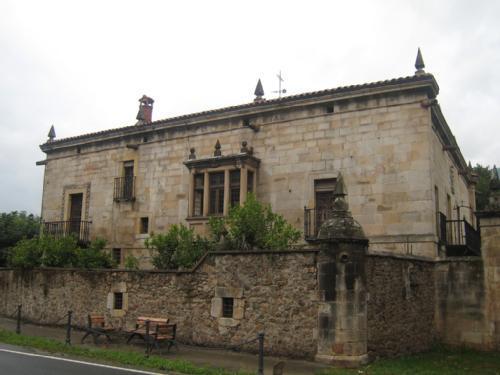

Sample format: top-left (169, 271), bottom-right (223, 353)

top-left (37, 50), bottom-right (479, 268)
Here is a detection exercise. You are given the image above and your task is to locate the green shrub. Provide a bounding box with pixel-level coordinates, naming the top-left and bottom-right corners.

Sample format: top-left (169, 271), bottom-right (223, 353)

top-left (8, 236), bottom-right (113, 269)
top-left (75, 238), bottom-right (113, 269)
top-left (124, 254), bottom-right (140, 270)
top-left (208, 193), bottom-right (301, 251)
top-left (40, 235), bottom-right (79, 267)
top-left (146, 224), bottom-right (212, 270)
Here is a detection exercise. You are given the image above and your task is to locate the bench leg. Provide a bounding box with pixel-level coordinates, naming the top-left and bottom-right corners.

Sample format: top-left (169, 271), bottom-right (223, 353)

top-left (81, 331), bottom-right (91, 344)
top-left (126, 333), bottom-right (137, 344)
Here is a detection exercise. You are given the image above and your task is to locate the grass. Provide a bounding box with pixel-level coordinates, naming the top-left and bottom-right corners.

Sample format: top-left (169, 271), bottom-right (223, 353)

top-left (1, 329), bottom-right (499, 375)
top-left (0, 329), bottom-right (252, 375)
top-left (317, 346), bottom-right (500, 375)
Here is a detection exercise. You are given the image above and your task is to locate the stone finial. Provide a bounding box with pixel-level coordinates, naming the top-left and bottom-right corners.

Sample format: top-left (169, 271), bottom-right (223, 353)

top-left (415, 48), bottom-right (425, 75)
top-left (317, 173), bottom-right (366, 241)
top-left (254, 79), bottom-right (265, 102)
top-left (47, 125), bottom-right (56, 142)
top-left (214, 139), bottom-right (222, 157)
top-left (188, 147), bottom-right (196, 160)
top-left (240, 141), bottom-right (249, 153)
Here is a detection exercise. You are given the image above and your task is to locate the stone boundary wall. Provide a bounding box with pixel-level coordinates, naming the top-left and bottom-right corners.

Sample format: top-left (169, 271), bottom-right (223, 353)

top-left (365, 254), bottom-right (436, 357)
top-left (1, 249), bottom-right (497, 360)
top-left (0, 250), bottom-right (319, 359)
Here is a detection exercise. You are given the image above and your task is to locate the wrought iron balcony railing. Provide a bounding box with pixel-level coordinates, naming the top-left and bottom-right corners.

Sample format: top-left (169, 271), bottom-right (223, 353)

top-left (437, 212), bottom-right (480, 256)
top-left (304, 207), bottom-right (335, 241)
top-left (42, 220), bottom-right (92, 245)
top-left (114, 176), bottom-right (135, 202)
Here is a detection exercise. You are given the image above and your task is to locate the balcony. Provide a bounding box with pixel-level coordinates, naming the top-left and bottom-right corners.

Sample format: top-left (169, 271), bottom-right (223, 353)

top-left (43, 220), bottom-right (92, 246)
top-left (438, 212), bottom-right (481, 256)
top-left (304, 207), bottom-right (335, 241)
top-left (114, 176), bottom-right (135, 202)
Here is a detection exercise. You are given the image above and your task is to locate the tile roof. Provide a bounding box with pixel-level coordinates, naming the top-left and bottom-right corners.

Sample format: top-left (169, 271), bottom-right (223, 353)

top-left (41, 73), bottom-right (438, 150)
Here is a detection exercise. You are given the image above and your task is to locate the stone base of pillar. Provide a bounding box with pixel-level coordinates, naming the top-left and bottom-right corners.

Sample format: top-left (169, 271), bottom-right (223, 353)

top-left (315, 353), bottom-right (369, 368)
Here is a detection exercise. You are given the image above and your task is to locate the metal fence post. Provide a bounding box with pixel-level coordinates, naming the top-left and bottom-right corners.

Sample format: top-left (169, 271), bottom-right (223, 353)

top-left (15, 305), bottom-right (22, 334)
top-left (65, 311), bottom-right (73, 345)
top-left (145, 320), bottom-right (151, 357)
top-left (257, 332), bottom-right (264, 375)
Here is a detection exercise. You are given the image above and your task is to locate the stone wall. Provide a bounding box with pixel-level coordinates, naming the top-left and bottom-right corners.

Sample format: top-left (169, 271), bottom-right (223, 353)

top-left (365, 254), bottom-right (436, 357)
top-left (434, 258), bottom-right (489, 348)
top-left (0, 250), bottom-right (319, 359)
top-left (2, 248), bottom-right (498, 360)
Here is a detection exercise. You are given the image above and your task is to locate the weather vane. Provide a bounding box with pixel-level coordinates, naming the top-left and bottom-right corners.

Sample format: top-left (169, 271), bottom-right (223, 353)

top-left (272, 70), bottom-right (287, 98)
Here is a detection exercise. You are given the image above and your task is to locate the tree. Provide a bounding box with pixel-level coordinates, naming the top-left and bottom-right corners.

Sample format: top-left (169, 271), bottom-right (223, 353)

top-left (473, 164), bottom-right (492, 211)
top-left (208, 193), bottom-right (301, 251)
top-left (0, 211), bottom-right (40, 266)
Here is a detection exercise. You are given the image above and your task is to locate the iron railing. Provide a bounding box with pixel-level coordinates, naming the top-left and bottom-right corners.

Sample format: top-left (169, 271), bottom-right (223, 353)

top-left (304, 207), bottom-right (335, 240)
top-left (43, 220), bottom-right (92, 245)
top-left (437, 212), bottom-right (480, 256)
top-left (114, 176), bottom-right (135, 201)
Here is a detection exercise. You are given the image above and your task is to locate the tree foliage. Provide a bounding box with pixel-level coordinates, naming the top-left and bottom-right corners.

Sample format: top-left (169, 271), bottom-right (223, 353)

top-left (146, 224), bottom-right (212, 270)
top-left (208, 193), bottom-right (301, 251)
top-left (8, 235), bottom-right (113, 269)
top-left (473, 164), bottom-right (493, 211)
top-left (0, 211), bottom-right (40, 266)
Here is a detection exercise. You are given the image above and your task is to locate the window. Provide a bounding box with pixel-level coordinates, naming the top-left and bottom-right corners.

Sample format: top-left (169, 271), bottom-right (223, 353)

top-left (230, 170), bottom-right (240, 207)
top-left (247, 171), bottom-right (254, 194)
top-left (193, 173), bottom-right (204, 216)
top-left (112, 248), bottom-right (121, 265)
top-left (114, 292), bottom-right (123, 310)
top-left (222, 297), bottom-right (234, 318)
top-left (325, 104), bottom-right (334, 114)
top-left (140, 217), bottom-right (149, 234)
top-left (209, 172), bottom-right (225, 215)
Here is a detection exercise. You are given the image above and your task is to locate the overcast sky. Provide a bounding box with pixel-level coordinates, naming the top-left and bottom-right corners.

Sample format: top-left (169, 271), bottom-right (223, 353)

top-left (0, 0), bottom-right (499, 214)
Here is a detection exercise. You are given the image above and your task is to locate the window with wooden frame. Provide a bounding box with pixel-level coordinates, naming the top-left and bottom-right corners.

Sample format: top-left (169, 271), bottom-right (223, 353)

top-left (209, 172), bottom-right (225, 215)
top-left (193, 173), bottom-right (204, 217)
top-left (230, 170), bottom-right (241, 207)
top-left (184, 151), bottom-right (260, 218)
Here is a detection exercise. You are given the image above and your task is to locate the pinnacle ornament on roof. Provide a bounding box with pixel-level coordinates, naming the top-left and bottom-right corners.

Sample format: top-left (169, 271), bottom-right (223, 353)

top-left (254, 79), bottom-right (265, 102)
top-left (415, 48), bottom-right (425, 75)
top-left (214, 139), bottom-right (222, 157)
top-left (47, 125), bottom-right (56, 142)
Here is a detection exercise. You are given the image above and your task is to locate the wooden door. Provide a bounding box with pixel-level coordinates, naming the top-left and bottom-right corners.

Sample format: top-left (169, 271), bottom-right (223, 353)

top-left (69, 193), bottom-right (83, 236)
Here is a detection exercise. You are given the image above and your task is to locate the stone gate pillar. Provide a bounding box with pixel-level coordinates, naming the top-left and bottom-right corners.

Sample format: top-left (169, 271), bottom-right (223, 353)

top-left (315, 175), bottom-right (369, 367)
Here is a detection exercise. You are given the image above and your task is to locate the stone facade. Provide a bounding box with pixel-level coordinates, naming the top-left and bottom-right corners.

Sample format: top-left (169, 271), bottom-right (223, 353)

top-left (38, 71), bottom-right (475, 266)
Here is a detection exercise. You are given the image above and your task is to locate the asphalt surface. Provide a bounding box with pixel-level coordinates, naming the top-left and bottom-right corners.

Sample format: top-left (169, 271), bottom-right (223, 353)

top-left (0, 344), bottom-right (165, 375)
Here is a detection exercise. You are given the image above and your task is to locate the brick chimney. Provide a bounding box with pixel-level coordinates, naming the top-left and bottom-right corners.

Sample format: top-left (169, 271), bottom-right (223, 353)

top-left (136, 95), bottom-right (154, 125)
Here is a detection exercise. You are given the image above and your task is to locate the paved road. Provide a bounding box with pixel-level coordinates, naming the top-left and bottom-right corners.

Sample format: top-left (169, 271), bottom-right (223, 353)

top-left (0, 344), bottom-right (165, 375)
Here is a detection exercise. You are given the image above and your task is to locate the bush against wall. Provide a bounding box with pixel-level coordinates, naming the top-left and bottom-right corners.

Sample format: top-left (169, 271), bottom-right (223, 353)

top-left (0, 211), bottom-right (40, 267)
top-left (208, 193), bottom-right (301, 251)
top-left (8, 235), bottom-right (113, 269)
top-left (146, 224), bottom-right (212, 270)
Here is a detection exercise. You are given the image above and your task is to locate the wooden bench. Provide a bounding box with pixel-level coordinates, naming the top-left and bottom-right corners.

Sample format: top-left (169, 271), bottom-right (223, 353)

top-left (126, 316), bottom-right (177, 353)
top-left (81, 314), bottom-right (116, 344)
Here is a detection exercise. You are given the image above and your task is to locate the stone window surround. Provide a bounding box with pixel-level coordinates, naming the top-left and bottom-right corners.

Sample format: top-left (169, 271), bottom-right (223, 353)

top-left (184, 154), bottom-right (260, 220)
top-left (210, 286), bottom-right (245, 329)
top-left (107, 282), bottom-right (128, 318)
top-left (61, 184), bottom-right (91, 221)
